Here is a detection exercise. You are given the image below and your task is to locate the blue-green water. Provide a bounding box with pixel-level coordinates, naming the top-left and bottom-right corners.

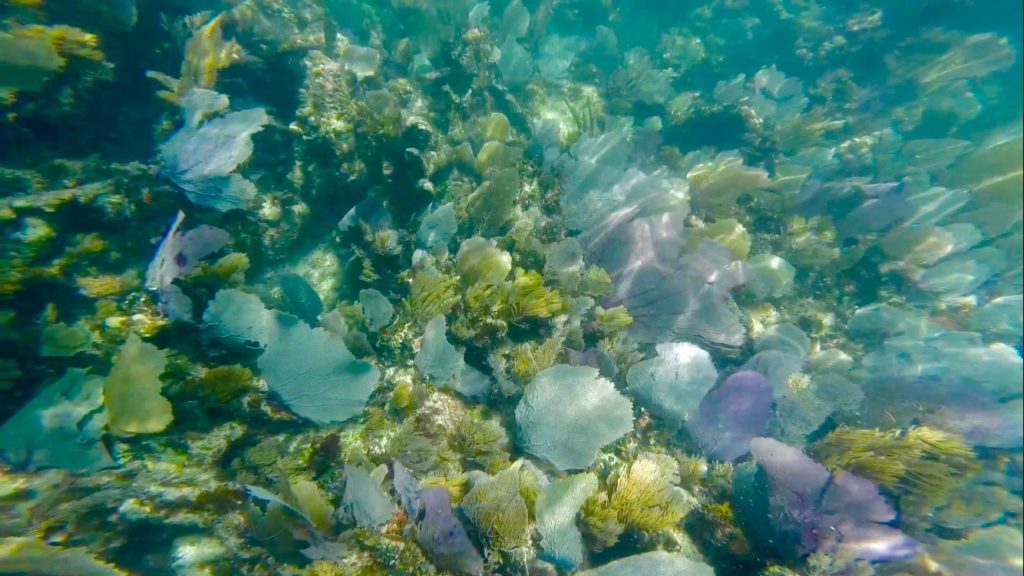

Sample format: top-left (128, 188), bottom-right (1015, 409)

top-left (0, 1), bottom-right (1021, 575)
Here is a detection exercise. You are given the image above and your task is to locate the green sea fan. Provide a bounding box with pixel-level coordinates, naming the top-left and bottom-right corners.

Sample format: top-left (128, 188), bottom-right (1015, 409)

top-left (515, 365), bottom-right (634, 471)
top-left (455, 237), bottom-right (512, 286)
top-left (105, 333), bottom-right (173, 436)
top-left (536, 473), bottom-right (599, 571)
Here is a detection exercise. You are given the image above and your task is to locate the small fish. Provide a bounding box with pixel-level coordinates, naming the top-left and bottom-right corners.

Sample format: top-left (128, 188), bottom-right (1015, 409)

top-left (855, 179), bottom-right (905, 197)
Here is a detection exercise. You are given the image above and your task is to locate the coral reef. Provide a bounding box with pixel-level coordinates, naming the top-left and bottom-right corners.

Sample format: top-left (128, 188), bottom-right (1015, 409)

top-left (0, 1), bottom-right (1020, 575)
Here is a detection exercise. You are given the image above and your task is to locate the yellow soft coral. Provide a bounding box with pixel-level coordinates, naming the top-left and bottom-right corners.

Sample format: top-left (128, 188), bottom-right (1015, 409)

top-left (8, 24), bottom-right (103, 61)
top-left (401, 271), bottom-right (460, 325)
top-left (583, 454), bottom-right (695, 548)
top-left (503, 269), bottom-right (566, 321)
top-left (146, 12), bottom-right (242, 104)
top-left (608, 454), bottom-right (694, 532)
top-left (810, 426), bottom-right (980, 502)
top-left (74, 272), bottom-right (139, 298)
top-left (507, 333), bottom-right (564, 382)
top-left (420, 473), bottom-right (468, 504)
top-left (39, 24), bottom-right (102, 60)
top-left (1, 23), bottom-right (104, 101)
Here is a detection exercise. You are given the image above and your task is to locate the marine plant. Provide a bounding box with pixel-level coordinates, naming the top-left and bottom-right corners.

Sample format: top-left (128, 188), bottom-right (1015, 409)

top-left (401, 271), bottom-right (459, 325)
top-left (185, 364), bottom-right (256, 405)
top-left (146, 12), bottom-right (242, 105)
top-left (583, 453), bottom-right (695, 549)
top-left (809, 425), bottom-right (980, 502)
top-left (460, 460), bottom-right (532, 552)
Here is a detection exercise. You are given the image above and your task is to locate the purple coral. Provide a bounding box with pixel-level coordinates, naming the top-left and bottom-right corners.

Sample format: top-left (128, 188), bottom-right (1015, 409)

top-left (416, 488), bottom-right (484, 576)
top-left (748, 437), bottom-right (919, 563)
top-left (158, 107), bottom-right (269, 211)
top-left (595, 215), bottom-right (747, 347)
top-left (687, 370), bottom-right (773, 461)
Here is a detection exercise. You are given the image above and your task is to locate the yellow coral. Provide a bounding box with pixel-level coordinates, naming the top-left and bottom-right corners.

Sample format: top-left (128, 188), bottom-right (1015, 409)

top-left (64, 233), bottom-right (107, 259)
top-left (595, 305), bottom-right (634, 334)
top-left (502, 269), bottom-right (566, 321)
top-left (507, 334), bottom-right (564, 382)
top-left (0, 22), bottom-right (105, 100)
top-left (390, 379), bottom-right (417, 413)
top-left (75, 272), bottom-right (139, 298)
top-left (401, 271), bottom-right (459, 325)
top-left (0, 257), bottom-right (27, 295)
top-left (584, 453), bottom-right (695, 548)
top-left (303, 560), bottom-right (346, 576)
top-left (420, 473), bottom-right (468, 504)
top-left (579, 265), bottom-right (614, 297)
top-left (147, 12), bottom-right (242, 104)
top-left (810, 426), bottom-right (980, 502)
top-left (187, 365), bottom-right (256, 403)
top-left (609, 454), bottom-right (694, 532)
top-left (461, 461), bottom-right (531, 551)
top-left (581, 491), bottom-right (624, 550)
top-left (452, 410), bottom-right (510, 474)
top-left (5, 23), bottom-right (103, 61)
top-left (28, 24), bottom-right (103, 61)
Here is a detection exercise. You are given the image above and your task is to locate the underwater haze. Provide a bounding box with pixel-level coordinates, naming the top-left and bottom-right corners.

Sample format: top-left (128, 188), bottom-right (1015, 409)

top-left (0, 0), bottom-right (1021, 575)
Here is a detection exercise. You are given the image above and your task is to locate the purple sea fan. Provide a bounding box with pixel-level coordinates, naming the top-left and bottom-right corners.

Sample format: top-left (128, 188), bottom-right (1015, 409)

top-left (158, 107), bottom-right (269, 211)
top-left (595, 214), bottom-right (748, 347)
top-left (748, 437), bottom-right (919, 563)
top-left (687, 370), bottom-right (773, 461)
top-left (416, 488), bottom-right (484, 576)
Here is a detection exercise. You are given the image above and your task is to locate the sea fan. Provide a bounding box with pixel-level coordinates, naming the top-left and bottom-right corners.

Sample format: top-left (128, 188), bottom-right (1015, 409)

top-left (159, 107), bottom-right (269, 211)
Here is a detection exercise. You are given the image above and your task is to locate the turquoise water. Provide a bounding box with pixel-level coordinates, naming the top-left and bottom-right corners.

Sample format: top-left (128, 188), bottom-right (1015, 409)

top-left (0, 1), bottom-right (1021, 575)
